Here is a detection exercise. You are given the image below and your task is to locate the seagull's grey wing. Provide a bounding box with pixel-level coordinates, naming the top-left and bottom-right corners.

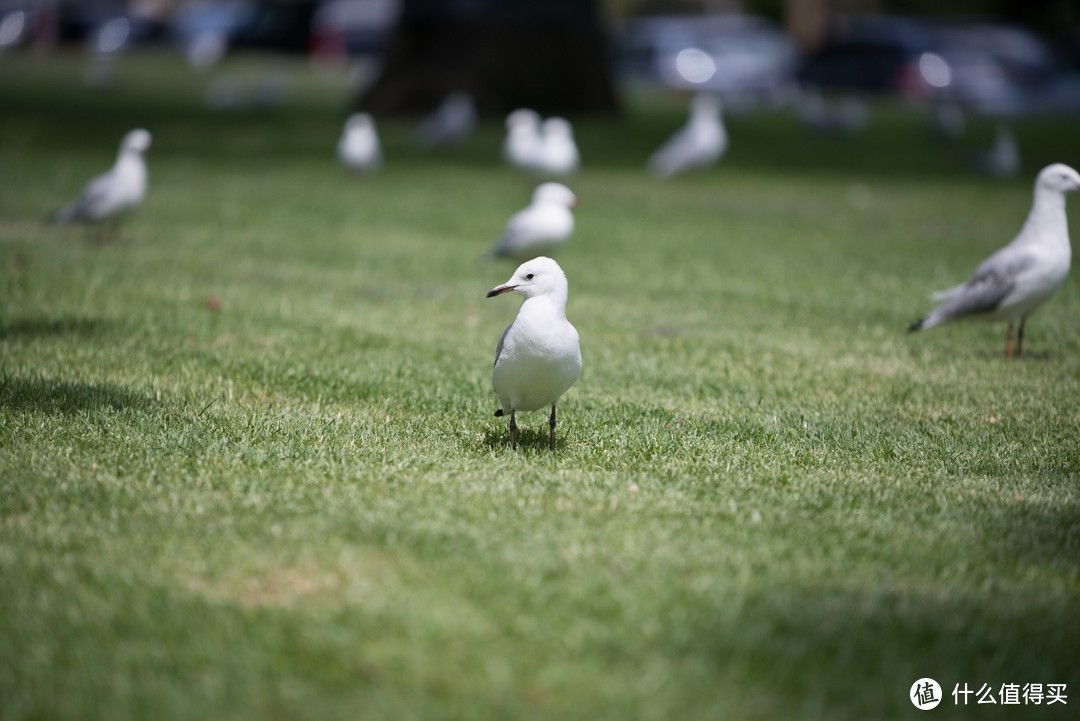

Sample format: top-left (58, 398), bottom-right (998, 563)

top-left (647, 128), bottom-right (692, 177)
top-left (493, 323), bottom-right (512, 367)
top-left (486, 208), bottom-right (532, 258)
top-left (937, 250), bottom-right (1035, 319)
top-left (53, 172), bottom-right (113, 223)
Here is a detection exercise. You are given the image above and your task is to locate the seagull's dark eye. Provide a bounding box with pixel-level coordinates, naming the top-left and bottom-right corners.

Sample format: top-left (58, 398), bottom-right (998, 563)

top-left (525, 273), bottom-right (534, 280)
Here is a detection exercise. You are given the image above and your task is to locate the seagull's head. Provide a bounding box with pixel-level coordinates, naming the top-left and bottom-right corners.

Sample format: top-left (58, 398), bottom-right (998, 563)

top-left (1037, 163), bottom-right (1080, 194)
top-left (532, 182), bottom-right (578, 209)
top-left (123, 129), bottom-right (152, 154)
top-left (506, 108), bottom-right (540, 131)
top-left (346, 113), bottom-right (374, 132)
top-left (486, 256), bottom-right (569, 301)
top-left (542, 117), bottom-right (574, 139)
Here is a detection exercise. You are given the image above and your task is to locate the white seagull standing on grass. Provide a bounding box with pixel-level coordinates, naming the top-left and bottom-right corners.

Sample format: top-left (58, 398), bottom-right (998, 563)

top-left (909, 163), bottom-right (1080, 357)
top-left (485, 183), bottom-right (577, 261)
top-left (531, 117), bottom-right (580, 176)
top-left (414, 91), bottom-right (476, 148)
top-left (51, 128), bottom-right (152, 239)
top-left (647, 93), bottom-right (727, 180)
top-left (970, 123), bottom-right (1020, 179)
top-left (487, 257), bottom-right (582, 450)
top-left (503, 108), bottom-right (543, 171)
top-left (337, 112), bottom-right (382, 172)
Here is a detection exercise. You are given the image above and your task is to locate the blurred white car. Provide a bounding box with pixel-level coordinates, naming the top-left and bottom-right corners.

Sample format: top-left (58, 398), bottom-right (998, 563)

top-left (618, 14), bottom-right (799, 103)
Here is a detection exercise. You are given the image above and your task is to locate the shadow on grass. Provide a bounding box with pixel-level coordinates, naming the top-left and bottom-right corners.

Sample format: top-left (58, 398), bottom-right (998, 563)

top-left (0, 315), bottom-right (110, 340)
top-left (481, 425), bottom-right (561, 452)
top-left (676, 580), bottom-right (1079, 719)
top-left (0, 373), bottom-right (149, 414)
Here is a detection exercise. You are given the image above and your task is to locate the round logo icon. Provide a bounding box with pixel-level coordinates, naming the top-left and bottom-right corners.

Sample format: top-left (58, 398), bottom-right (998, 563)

top-left (911, 678), bottom-right (943, 710)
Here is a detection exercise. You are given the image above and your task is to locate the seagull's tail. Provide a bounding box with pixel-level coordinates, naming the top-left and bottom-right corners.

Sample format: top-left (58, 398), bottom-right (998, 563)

top-left (646, 152), bottom-right (676, 181)
top-left (908, 313), bottom-right (945, 333)
top-left (49, 204), bottom-right (76, 225)
top-left (931, 283), bottom-right (965, 302)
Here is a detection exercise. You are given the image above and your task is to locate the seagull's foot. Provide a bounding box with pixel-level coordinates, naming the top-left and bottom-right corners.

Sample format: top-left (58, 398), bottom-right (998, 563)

top-left (494, 409), bottom-right (505, 417)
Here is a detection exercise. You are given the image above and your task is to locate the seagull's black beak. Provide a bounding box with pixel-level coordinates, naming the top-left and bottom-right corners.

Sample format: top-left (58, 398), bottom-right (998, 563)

top-left (486, 284), bottom-right (517, 298)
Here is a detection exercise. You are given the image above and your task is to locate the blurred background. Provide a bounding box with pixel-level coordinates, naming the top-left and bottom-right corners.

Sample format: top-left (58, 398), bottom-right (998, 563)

top-left (1, 0), bottom-right (1078, 120)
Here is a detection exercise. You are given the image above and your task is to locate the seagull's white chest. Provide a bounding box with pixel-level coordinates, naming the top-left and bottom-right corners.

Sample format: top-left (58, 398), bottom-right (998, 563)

top-left (493, 299), bottom-right (581, 413)
top-left (502, 205), bottom-right (573, 259)
top-left (339, 129), bottom-right (380, 169)
top-left (505, 128), bottom-right (541, 168)
top-left (536, 137), bottom-right (578, 175)
top-left (99, 155), bottom-right (146, 218)
top-left (1002, 241), bottom-right (1072, 317)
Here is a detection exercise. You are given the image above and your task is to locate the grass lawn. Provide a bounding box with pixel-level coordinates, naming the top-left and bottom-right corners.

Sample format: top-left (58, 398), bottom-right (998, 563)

top-left (1, 51), bottom-right (1079, 720)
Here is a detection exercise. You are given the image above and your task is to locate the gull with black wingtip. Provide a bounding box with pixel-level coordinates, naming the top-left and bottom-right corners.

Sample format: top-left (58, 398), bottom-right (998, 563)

top-left (909, 163), bottom-right (1080, 357)
top-left (486, 257), bottom-right (582, 450)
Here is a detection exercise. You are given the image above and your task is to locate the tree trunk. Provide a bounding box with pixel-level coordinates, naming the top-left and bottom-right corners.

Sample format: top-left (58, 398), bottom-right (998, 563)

top-left (356, 0), bottom-right (620, 117)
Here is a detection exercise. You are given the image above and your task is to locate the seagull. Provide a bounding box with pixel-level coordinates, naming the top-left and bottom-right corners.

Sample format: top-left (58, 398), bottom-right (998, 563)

top-left (530, 117), bottom-right (580, 176)
top-left (930, 98), bottom-right (966, 139)
top-left (486, 256), bottom-right (582, 450)
top-left (647, 93), bottom-right (727, 180)
top-left (486, 183), bottom-right (577, 261)
top-left (503, 108), bottom-right (542, 172)
top-left (909, 163), bottom-right (1080, 357)
top-left (337, 112), bottom-right (382, 172)
top-left (970, 123), bottom-right (1020, 179)
top-left (414, 91), bottom-right (476, 148)
top-left (51, 128), bottom-right (151, 239)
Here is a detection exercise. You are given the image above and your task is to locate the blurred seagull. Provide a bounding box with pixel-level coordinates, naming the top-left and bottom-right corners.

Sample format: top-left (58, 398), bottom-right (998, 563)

top-left (909, 163), bottom-right (1080, 357)
top-left (486, 183), bottom-right (577, 261)
top-left (531, 117), bottom-right (580, 176)
top-left (337, 112), bottom-right (382, 172)
top-left (970, 123), bottom-right (1020, 179)
top-left (647, 93), bottom-right (727, 180)
top-left (487, 256), bottom-right (582, 450)
top-left (414, 91), bottom-right (476, 148)
top-left (930, 98), bottom-right (966, 139)
top-left (503, 108), bottom-right (543, 171)
top-left (51, 128), bottom-right (151, 239)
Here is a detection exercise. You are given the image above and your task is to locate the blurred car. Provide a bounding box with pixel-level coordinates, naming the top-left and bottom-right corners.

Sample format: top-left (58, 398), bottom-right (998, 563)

top-left (57, 0), bottom-right (165, 51)
top-left (799, 14), bottom-right (1064, 115)
top-left (618, 14), bottom-right (799, 103)
top-left (310, 0), bottom-right (398, 59)
top-left (0, 0), bottom-right (58, 51)
top-left (796, 15), bottom-right (930, 95)
top-left (170, 0), bottom-right (258, 68)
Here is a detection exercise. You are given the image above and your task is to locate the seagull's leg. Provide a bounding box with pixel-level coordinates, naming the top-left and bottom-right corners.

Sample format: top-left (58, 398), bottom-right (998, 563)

top-left (509, 410), bottom-right (517, 450)
top-left (548, 404), bottom-right (557, 451)
top-left (1017, 317), bottom-right (1027, 358)
top-left (1005, 322), bottom-right (1015, 359)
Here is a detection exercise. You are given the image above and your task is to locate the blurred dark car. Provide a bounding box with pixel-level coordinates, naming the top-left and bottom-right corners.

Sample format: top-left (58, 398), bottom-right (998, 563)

top-left (618, 14), bottom-right (798, 103)
top-left (799, 15), bottom-right (1065, 115)
top-left (61, 0), bottom-right (318, 56)
top-left (0, 0), bottom-right (59, 51)
top-left (797, 15), bottom-right (930, 95)
top-left (310, 0), bottom-right (398, 59)
top-left (57, 0), bottom-right (165, 50)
